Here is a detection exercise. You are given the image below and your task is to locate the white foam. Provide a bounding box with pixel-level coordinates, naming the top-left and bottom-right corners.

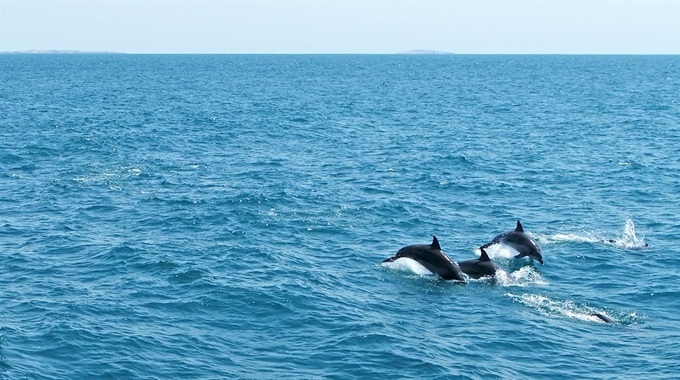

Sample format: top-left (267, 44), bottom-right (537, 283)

top-left (610, 218), bottom-right (647, 249)
top-left (505, 293), bottom-right (615, 323)
top-left (536, 233), bottom-right (600, 245)
top-left (534, 218), bottom-right (647, 249)
top-left (492, 269), bottom-right (515, 286)
top-left (509, 266), bottom-right (548, 286)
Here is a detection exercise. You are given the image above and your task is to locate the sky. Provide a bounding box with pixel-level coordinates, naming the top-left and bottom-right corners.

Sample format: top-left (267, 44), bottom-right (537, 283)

top-left (0, 0), bottom-right (678, 54)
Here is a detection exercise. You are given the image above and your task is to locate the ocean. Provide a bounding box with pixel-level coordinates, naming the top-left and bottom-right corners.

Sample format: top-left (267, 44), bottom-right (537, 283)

top-left (0, 54), bottom-right (678, 379)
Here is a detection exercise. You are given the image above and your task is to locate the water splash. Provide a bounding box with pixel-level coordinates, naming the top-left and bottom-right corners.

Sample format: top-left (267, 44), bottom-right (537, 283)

top-left (535, 232), bottom-right (600, 245)
top-left (609, 218), bottom-right (647, 249)
top-left (505, 266), bottom-right (548, 287)
top-left (534, 218), bottom-right (647, 249)
top-left (505, 293), bottom-right (642, 325)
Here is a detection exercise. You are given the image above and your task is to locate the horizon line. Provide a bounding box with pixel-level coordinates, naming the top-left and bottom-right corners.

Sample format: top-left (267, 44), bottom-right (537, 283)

top-left (2, 50), bottom-right (679, 56)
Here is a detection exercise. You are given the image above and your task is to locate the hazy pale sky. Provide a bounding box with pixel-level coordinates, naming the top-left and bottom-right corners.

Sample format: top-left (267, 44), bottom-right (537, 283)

top-left (1, 0), bottom-right (678, 54)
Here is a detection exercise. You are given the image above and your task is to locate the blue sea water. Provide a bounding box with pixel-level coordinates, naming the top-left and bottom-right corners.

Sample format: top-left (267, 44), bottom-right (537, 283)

top-left (0, 54), bottom-right (679, 379)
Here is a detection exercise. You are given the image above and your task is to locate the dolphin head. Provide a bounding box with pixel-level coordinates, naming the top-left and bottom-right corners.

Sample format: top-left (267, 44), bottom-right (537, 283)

top-left (504, 240), bottom-right (544, 264)
top-left (526, 242), bottom-right (543, 265)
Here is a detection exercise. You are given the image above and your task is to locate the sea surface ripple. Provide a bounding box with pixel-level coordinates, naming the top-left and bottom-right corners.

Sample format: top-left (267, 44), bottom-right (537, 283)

top-left (1, 54), bottom-right (679, 379)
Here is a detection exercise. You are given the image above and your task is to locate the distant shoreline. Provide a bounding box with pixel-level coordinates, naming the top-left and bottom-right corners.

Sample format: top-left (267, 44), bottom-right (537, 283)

top-left (3, 50), bottom-right (457, 55)
top-left (1, 51), bottom-right (676, 55)
top-left (397, 50), bottom-right (455, 55)
top-left (0, 50), bottom-right (125, 54)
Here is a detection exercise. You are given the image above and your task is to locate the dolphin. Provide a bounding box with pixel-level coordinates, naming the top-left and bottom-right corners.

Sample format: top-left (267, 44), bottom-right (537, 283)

top-left (481, 220), bottom-right (543, 264)
top-left (604, 239), bottom-right (649, 248)
top-left (383, 236), bottom-right (466, 282)
top-left (458, 248), bottom-right (510, 280)
top-left (591, 313), bottom-right (616, 324)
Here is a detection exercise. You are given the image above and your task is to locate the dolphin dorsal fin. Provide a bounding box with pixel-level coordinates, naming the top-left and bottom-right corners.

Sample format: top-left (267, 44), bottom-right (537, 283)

top-left (431, 236), bottom-right (441, 250)
top-left (515, 220), bottom-right (524, 232)
top-left (479, 248), bottom-right (491, 262)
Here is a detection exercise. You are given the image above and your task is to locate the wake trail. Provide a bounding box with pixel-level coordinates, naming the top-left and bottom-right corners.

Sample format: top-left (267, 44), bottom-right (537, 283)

top-left (505, 292), bottom-right (643, 325)
top-left (534, 218), bottom-right (647, 250)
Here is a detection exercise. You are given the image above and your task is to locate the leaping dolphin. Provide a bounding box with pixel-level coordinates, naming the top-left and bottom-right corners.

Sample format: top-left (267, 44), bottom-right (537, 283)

top-left (458, 248), bottom-right (510, 280)
top-left (481, 220), bottom-right (544, 264)
top-left (383, 236), bottom-right (466, 282)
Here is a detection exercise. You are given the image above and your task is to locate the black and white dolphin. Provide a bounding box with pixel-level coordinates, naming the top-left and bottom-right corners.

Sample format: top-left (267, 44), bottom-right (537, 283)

top-left (458, 248), bottom-right (510, 280)
top-left (383, 236), bottom-right (466, 282)
top-left (481, 220), bottom-right (544, 264)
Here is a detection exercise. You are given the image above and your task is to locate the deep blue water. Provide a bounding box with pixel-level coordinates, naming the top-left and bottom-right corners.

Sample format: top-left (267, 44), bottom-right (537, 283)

top-left (1, 54), bottom-right (679, 379)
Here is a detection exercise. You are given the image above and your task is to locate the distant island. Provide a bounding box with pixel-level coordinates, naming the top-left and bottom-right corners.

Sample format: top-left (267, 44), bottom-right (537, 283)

top-left (0, 50), bottom-right (124, 54)
top-left (398, 50), bottom-right (455, 55)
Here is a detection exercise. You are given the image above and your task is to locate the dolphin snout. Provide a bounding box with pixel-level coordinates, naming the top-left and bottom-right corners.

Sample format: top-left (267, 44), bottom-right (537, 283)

top-left (532, 251), bottom-right (544, 265)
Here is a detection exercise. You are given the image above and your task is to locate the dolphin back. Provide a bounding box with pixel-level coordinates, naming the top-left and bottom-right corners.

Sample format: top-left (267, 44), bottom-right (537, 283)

top-left (386, 236), bottom-right (465, 282)
top-left (402, 246), bottom-right (465, 282)
top-left (458, 249), bottom-right (500, 279)
top-left (481, 220), bottom-right (544, 264)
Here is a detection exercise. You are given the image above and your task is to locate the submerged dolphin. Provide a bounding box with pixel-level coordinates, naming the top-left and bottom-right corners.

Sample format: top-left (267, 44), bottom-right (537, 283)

top-left (605, 239), bottom-right (649, 248)
top-left (383, 236), bottom-right (466, 282)
top-left (458, 248), bottom-right (509, 280)
top-left (481, 220), bottom-right (543, 264)
top-left (591, 313), bottom-right (616, 324)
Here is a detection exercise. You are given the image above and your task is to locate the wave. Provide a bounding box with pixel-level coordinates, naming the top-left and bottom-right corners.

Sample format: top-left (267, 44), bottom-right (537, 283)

top-left (505, 292), bottom-right (643, 325)
top-left (500, 266), bottom-right (548, 287)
